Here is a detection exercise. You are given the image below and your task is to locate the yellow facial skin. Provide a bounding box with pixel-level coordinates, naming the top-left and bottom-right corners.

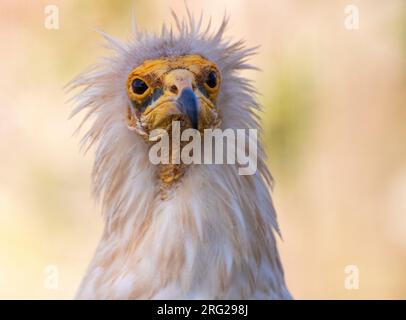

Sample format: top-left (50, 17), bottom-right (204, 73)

top-left (125, 55), bottom-right (222, 194)
top-left (126, 55), bottom-right (221, 137)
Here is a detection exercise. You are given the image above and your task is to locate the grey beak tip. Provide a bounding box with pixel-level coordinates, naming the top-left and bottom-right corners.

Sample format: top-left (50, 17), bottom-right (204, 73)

top-left (177, 88), bottom-right (199, 130)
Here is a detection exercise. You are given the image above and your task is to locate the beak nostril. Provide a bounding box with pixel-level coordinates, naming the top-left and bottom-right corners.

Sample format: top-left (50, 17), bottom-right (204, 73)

top-left (169, 85), bottom-right (178, 94)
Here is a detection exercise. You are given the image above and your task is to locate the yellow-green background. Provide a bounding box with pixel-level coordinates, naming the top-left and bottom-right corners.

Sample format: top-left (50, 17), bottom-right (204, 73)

top-left (0, 0), bottom-right (405, 299)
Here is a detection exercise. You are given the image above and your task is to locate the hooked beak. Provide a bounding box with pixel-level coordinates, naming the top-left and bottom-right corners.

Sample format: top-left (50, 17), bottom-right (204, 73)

top-left (176, 87), bottom-right (199, 130)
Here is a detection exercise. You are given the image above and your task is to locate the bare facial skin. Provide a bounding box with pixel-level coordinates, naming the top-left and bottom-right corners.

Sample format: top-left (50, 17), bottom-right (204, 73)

top-left (125, 55), bottom-right (222, 193)
top-left (126, 55), bottom-right (222, 137)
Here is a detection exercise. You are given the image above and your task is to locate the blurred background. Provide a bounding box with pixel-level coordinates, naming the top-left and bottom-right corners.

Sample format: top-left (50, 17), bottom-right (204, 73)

top-left (0, 0), bottom-right (405, 299)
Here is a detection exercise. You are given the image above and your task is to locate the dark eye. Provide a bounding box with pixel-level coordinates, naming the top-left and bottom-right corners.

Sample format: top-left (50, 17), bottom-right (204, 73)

top-left (131, 78), bottom-right (148, 95)
top-left (206, 71), bottom-right (217, 88)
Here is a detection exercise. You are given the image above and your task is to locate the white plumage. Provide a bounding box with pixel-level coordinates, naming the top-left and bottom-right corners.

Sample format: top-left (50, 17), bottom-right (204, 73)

top-left (69, 10), bottom-right (291, 300)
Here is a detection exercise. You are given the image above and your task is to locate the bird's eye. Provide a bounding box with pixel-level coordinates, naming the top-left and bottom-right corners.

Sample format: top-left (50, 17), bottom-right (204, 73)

top-left (205, 71), bottom-right (217, 88)
top-left (131, 78), bottom-right (149, 95)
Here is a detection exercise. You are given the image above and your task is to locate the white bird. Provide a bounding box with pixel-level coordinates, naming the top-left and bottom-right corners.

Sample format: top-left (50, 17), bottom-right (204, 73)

top-left (69, 10), bottom-right (291, 300)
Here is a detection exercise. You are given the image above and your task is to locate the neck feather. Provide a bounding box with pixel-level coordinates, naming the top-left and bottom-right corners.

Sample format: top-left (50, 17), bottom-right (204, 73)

top-left (82, 129), bottom-right (290, 298)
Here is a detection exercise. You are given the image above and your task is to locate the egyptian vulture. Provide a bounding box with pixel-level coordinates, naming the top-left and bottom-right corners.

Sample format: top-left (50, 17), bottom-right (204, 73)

top-left (69, 10), bottom-right (291, 300)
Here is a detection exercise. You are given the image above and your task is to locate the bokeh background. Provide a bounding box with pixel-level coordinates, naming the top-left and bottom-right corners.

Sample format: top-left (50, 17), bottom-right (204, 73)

top-left (0, 0), bottom-right (405, 299)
